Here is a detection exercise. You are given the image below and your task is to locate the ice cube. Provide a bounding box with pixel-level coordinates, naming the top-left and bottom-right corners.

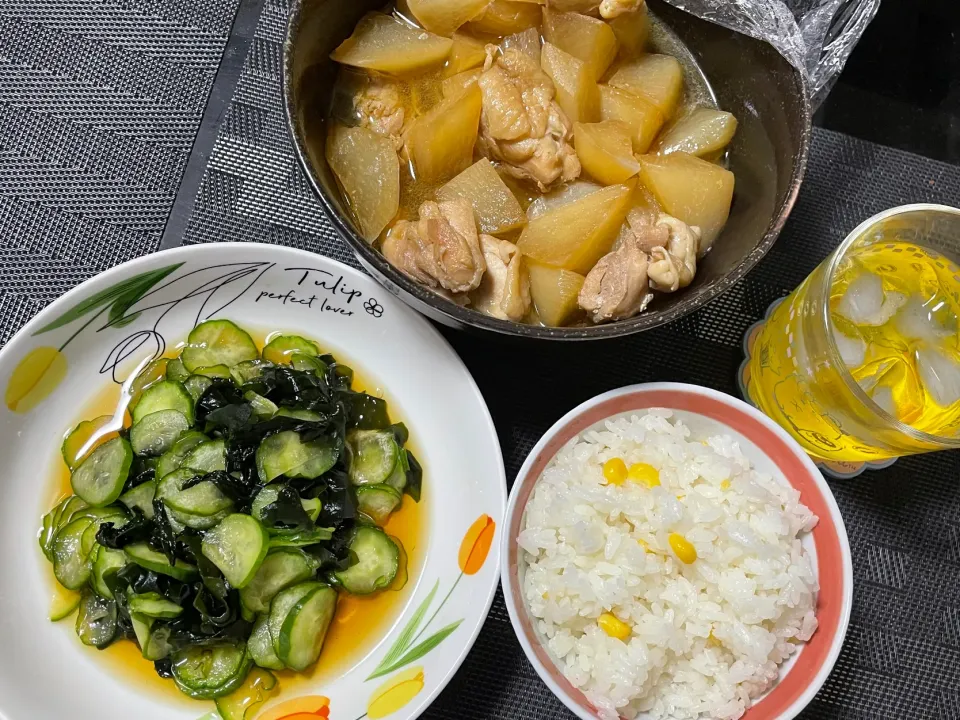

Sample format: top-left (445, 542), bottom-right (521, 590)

top-left (895, 297), bottom-right (955, 343)
top-left (831, 321), bottom-right (866, 367)
top-left (836, 272), bottom-right (907, 326)
top-left (916, 345), bottom-right (960, 408)
top-left (871, 386), bottom-right (897, 417)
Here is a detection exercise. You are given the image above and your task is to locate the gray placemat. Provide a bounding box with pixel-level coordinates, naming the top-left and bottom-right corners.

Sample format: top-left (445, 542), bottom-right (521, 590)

top-left (3, 1), bottom-right (960, 718)
top-left (0, 0), bottom-right (242, 345)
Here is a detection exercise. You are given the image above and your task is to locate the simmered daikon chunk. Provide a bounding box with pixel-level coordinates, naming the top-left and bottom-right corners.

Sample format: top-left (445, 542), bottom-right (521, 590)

top-left (444, 32), bottom-right (488, 77)
top-left (501, 27), bottom-right (542, 61)
top-left (598, 84), bottom-right (663, 152)
top-left (574, 120), bottom-right (639, 184)
top-left (542, 8), bottom-right (618, 80)
top-left (331, 13), bottom-right (453, 75)
top-left (438, 159), bottom-right (527, 235)
top-left (468, 0), bottom-right (541, 35)
top-left (542, 42), bottom-right (600, 124)
top-left (517, 180), bottom-right (635, 273)
top-left (527, 260), bottom-right (586, 326)
top-left (608, 54), bottom-right (683, 119)
top-left (326, 124), bottom-right (400, 242)
top-left (608, 5), bottom-right (648, 58)
top-left (404, 83), bottom-right (483, 183)
top-left (654, 108), bottom-right (738, 158)
top-left (441, 68), bottom-right (482, 97)
top-left (637, 152), bottom-right (734, 251)
top-left (408, 0), bottom-right (491, 36)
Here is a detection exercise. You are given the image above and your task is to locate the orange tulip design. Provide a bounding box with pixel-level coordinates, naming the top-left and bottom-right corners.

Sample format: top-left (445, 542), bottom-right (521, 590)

top-left (367, 667), bottom-right (425, 719)
top-left (458, 514), bottom-right (496, 575)
top-left (257, 695), bottom-right (330, 720)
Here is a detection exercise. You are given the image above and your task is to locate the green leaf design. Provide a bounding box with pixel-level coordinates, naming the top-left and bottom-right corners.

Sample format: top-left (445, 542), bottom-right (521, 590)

top-left (368, 580), bottom-right (439, 680)
top-left (33, 263), bottom-right (184, 335)
top-left (367, 619), bottom-right (463, 680)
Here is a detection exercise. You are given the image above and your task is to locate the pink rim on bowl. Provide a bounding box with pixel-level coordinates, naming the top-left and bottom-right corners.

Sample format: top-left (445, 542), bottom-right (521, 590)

top-left (501, 383), bottom-right (853, 720)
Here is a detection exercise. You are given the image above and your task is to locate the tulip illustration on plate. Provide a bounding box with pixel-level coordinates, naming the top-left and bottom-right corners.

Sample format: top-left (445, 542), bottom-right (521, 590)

top-left (3, 263), bottom-right (182, 414)
top-left (257, 694), bottom-right (331, 720)
top-left (366, 667), bottom-right (425, 719)
top-left (366, 514), bottom-right (495, 682)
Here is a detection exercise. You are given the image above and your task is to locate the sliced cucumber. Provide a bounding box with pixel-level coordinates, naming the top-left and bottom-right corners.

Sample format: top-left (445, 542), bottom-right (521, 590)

top-left (301, 497), bottom-right (322, 522)
top-left (92, 546), bottom-right (129, 598)
top-left (165, 357), bottom-right (190, 382)
top-left (119, 480), bottom-right (156, 519)
top-left (171, 643), bottom-right (253, 699)
top-left (277, 584), bottom-right (337, 671)
top-left (128, 591), bottom-right (183, 619)
top-left (290, 353), bottom-right (328, 376)
top-left (61, 415), bottom-right (114, 470)
top-left (54, 495), bottom-right (88, 529)
top-left (256, 431), bottom-right (338, 483)
top-left (267, 528), bottom-right (333, 549)
top-left (194, 364), bottom-right (232, 379)
top-left (156, 430), bottom-right (209, 478)
top-left (76, 590), bottom-right (117, 648)
top-left (129, 410), bottom-right (190, 457)
top-left (133, 380), bottom-right (195, 425)
top-left (182, 320), bottom-right (259, 373)
top-left (215, 668), bottom-right (278, 720)
top-left (40, 503), bottom-right (63, 561)
top-left (249, 486), bottom-right (280, 523)
top-left (244, 391), bottom-right (278, 418)
top-left (267, 583), bottom-right (316, 655)
top-left (333, 526), bottom-right (399, 594)
top-left (262, 335), bottom-right (321, 365)
top-left (71, 436), bottom-right (133, 506)
top-left (52, 516), bottom-right (96, 589)
top-left (347, 430), bottom-right (399, 486)
top-left (385, 449), bottom-right (410, 493)
top-left (184, 375), bottom-right (214, 402)
top-left (158, 468), bottom-right (233, 517)
top-left (182, 439), bottom-right (227, 474)
top-left (239, 548), bottom-right (318, 614)
top-left (201, 514), bottom-right (269, 589)
top-left (356, 484), bottom-right (402, 525)
top-left (168, 505), bottom-right (230, 530)
top-left (248, 615), bottom-right (284, 670)
top-left (130, 611), bottom-right (153, 652)
top-left (49, 586), bottom-right (82, 621)
top-left (144, 623), bottom-right (176, 661)
top-left (231, 359), bottom-right (272, 386)
top-left (125, 542), bottom-right (198, 581)
top-left (274, 407), bottom-right (323, 422)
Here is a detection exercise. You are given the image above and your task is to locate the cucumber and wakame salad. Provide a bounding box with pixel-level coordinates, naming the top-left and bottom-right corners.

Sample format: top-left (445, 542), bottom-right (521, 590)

top-left (39, 320), bottom-right (422, 706)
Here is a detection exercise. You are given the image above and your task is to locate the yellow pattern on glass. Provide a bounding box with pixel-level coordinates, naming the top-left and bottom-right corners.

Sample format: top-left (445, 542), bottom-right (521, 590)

top-left (750, 239), bottom-right (960, 461)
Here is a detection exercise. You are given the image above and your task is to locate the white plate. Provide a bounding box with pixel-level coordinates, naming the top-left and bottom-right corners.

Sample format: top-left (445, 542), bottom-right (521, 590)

top-left (0, 244), bottom-right (505, 720)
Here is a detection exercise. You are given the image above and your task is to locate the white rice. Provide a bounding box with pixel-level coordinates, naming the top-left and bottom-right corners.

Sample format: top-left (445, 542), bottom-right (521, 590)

top-left (518, 410), bottom-right (819, 720)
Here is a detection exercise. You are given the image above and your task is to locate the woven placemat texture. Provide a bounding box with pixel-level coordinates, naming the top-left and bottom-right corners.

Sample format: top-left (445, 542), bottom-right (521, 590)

top-left (3, 0), bottom-right (960, 718)
top-left (0, 0), bottom-right (242, 346)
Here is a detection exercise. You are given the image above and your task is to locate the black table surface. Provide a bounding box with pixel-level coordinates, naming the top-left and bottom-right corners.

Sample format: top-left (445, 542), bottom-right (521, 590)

top-left (1, 1), bottom-right (960, 720)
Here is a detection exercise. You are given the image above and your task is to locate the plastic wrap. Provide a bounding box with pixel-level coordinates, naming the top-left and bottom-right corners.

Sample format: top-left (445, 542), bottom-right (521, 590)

top-left (660, 0), bottom-right (880, 106)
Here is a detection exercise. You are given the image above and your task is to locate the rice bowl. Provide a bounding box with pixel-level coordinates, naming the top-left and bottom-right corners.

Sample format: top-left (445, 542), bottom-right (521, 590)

top-left (502, 384), bottom-right (852, 720)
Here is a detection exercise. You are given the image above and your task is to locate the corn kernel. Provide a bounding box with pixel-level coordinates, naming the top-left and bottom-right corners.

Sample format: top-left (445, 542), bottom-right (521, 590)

top-left (669, 532), bottom-right (697, 564)
top-left (627, 462), bottom-right (660, 487)
top-left (603, 458), bottom-right (628, 485)
top-left (598, 612), bottom-right (631, 640)
top-left (720, 480), bottom-right (731, 490)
